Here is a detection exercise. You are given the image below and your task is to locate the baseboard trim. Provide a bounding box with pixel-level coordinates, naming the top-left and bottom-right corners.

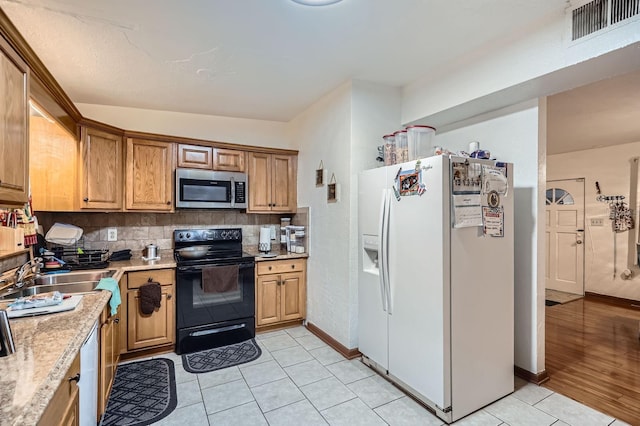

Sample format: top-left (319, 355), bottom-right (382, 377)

top-left (305, 322), bottom-right (361, 360)
top-left (585, 292), bottom-right (640, 309)
top-left (514, 365), bottom-right (549, 385)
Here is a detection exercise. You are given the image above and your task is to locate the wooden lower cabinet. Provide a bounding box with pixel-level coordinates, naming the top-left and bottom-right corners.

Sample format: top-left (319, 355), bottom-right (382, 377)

top-left (39, 351), bottom-right (81, 426)
top-left (98, 306), bottom-right (120, 419)
top-left (256, 259), bottom-right (306, 327)
top-left (120, 268), bottom-right (176, 354)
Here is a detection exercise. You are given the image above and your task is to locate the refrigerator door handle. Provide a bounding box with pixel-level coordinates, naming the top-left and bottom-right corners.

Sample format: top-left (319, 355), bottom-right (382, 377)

top-left (378, 189), bottom-right (388, 312)
top-left (383, 188), bottom-right (392, 314)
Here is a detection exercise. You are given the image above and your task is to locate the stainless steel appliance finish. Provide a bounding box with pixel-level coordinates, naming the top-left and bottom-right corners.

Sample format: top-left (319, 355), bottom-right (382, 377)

top-left (174, 228), bottom-right (255, 354)
top-left (175, 169), bottom-right (247, 209)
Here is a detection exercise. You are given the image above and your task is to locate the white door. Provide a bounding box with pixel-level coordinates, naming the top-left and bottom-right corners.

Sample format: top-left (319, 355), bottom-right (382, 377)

top-left (545, 179), bottom-right (585, 295)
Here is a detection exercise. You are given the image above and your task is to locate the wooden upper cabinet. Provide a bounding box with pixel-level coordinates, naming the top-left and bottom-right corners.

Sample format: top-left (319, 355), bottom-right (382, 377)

top-left (29, 113), bottom-right (78, 211)
top-left (0, 36), bottom-right (29, 205)
top-left (177, 143), bottom-right (212, 169)
top-left (79, 126), bottom-right (123, 210)
top-left (125, 138), bottom-right (175, 211)
top-left (248, 152), bottom-right (272, 211)
top-left (213, 148), bottom-right (245, 172)
top-left (271, 154), bottom-right (297, 212)
top-left (178, 143), bottom-right (245, 172)
top-left (248, 152), bottom-right (297, 213)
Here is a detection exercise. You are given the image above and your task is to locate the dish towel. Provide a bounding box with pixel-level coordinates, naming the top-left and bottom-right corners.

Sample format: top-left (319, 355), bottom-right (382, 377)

top-left (139, 281), bottom-right (162, 315)
top-left (202, 265), bottom-right (239, 293)
top-left (95, 277), bottom-right (121, 316)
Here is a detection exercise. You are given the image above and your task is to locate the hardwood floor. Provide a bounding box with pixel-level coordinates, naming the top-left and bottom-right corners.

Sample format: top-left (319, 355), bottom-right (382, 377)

top-left (544, 297), bottom-right (640, 425)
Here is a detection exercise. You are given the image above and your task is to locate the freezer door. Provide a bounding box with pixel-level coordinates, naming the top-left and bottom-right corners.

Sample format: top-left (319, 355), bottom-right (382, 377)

top-left (358, 167), bottom-right (390, 370)
top-left (386, 156), bottom-right (451, 411)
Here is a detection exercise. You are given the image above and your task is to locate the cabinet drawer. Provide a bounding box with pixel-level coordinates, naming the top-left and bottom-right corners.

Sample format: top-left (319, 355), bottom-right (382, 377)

top-left (257, 259), bottom-right (305, 276)
top-left (127, 268), bottom-right (175, 289)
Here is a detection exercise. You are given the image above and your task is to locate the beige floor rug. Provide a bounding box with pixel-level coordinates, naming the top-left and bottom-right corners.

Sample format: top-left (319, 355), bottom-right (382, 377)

top-left (546, 289), bottom-right (583, 304)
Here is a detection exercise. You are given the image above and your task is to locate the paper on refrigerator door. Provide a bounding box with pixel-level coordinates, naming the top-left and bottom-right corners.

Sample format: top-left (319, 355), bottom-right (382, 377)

top-left (453, 194), bottom-right (483, 228)
top-left (482, 165), bottom-right (508, 195)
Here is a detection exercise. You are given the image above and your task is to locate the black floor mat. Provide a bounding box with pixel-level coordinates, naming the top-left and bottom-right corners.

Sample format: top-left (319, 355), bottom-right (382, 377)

top-left (100, 358), bottom-right (177, 426)
top-left (182, 338), bottom-right (262, 373)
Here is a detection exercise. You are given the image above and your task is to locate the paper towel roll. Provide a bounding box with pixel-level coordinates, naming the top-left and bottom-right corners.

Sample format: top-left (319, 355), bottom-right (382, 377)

top-left (259, 227), bottom-right (271, 252)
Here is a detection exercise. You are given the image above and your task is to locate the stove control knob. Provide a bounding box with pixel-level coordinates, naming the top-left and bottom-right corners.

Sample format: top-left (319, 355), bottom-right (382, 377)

top-left (186, 233), bottom-right (191, 239)
top-left (178, 233), bottom-right (184, 239)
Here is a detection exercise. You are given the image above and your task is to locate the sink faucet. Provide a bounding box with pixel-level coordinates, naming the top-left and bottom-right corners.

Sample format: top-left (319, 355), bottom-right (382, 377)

top-left (14, 258), bottom-right (43, 288)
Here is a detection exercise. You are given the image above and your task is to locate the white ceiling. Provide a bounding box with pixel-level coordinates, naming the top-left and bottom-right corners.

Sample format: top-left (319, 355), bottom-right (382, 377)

top-left (3, 0), bottom-right (638, 155)
top-left (0, 0), bottom-right (567, 122)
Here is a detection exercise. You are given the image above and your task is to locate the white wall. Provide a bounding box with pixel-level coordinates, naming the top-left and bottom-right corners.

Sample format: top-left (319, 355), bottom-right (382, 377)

top-left (403, 11), bottom-right (640, 126)
top-left (547, 141), bottom-right (640, 299)
top-left (76, 103), bottom-right (292, 150)
top-left (289, 80), bottom-right (401, 349)
top-left (434, 101), bottom-right (544, 374)
top-left (289, 81), bottom-right (354, 347)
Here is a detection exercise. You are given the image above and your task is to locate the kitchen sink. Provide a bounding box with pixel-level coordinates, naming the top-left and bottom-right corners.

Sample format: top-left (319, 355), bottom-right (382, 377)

top-left (0, 270), bottom-right (116, 300)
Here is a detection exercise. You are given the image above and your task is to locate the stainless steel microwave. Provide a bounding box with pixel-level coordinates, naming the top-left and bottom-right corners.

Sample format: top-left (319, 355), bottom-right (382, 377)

top-left (175, 169), bottom-right (247, 209)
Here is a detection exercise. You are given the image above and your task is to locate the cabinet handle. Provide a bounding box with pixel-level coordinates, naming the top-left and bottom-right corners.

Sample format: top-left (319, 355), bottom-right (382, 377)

top-left (83, 197), bottom-right (89, 202)
top-left (291, 265), bottom-right (295, 269)
top-left (114, 317), bottom-right (120, 324)
top-left (268, 266), bottom-right (272, 271)
top-left (68, 373), bottom-right (81, 383)
top-left (166, 201), bottom-right (171, 205)
top-left (167, 294), bottom-right (172, 299)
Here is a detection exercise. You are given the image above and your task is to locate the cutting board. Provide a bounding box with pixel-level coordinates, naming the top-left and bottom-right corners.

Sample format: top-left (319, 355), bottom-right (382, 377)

top-left (6, 295), bottom-right (83, 318)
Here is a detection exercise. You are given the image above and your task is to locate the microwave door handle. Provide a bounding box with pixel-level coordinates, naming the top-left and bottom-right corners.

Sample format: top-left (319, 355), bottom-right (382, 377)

top-left (230, 176), bottom-right (235, 208)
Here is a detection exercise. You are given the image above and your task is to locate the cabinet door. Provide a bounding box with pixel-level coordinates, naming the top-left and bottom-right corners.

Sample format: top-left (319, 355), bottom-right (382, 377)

top-left (0, 37), bottom-right (29, 205)
top-left (60, 387), bottom-right (80, 426)
top-left (213, 148), bottom-right (245, 172)
top-left (29, 114), bottom-right (78, 211)
top-left (256, 275), bottom-right (280, 326)
top-left (177, 143), bottom-right (212, 169)
top-left (125, 138), bottom-right (175, 211)
top-left (127, 285), bottom-right (175, 350)
top-left (280, 272), bottom-right (306, 321)
top-left (80, 127), bottom-right (123, 210)
top-left (248, 152), bottom-right (272, 212)
top-left (271, 155), bottom-right (297, 212)
top-left (99, 309), bottom-right (116, 418)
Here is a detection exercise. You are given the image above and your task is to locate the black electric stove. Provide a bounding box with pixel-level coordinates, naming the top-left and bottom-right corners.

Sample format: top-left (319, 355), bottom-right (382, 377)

top-left (173, 228), bottom-right (256, 354)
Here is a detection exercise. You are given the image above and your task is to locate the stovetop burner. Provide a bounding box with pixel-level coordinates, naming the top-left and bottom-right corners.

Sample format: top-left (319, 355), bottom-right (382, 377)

top-left (173, 228), bottom-right (255, 265)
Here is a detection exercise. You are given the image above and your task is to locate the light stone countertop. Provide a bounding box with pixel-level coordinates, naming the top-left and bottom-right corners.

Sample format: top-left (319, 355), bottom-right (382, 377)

top-left (246, 247), bottom-right (309, 262)
top-left (0, 290), bottom-right (111, 426)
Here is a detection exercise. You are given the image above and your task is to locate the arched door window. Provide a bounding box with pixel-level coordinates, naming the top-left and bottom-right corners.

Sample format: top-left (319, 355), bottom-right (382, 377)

top-left (546, 188), bottom-right (575, 205)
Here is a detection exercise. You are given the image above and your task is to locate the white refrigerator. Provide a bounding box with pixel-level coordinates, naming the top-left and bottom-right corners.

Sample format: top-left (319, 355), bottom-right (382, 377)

top-left (358, 155), bottom-right (514, 423)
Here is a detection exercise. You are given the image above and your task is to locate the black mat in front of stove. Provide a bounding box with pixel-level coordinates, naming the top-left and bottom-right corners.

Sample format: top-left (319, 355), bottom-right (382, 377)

top-left (176, 316), bottom-right (256, 355)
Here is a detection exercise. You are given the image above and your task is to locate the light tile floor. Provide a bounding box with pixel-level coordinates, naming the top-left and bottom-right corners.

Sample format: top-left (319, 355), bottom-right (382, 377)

top-left (125, 326), bottom-right (628, 426)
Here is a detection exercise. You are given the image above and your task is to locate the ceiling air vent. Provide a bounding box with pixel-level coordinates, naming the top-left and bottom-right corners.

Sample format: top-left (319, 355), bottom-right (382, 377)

top-left (572, 0), bottom-right (608, 40)
top-left (611, 0), bottom-right (640, 23)
top-left (571, 0), bottom-right (640, 40)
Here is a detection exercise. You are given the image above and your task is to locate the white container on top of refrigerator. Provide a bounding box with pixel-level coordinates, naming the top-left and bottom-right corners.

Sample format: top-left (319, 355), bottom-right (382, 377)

top-left (357, 155), bottom-right (514, 424)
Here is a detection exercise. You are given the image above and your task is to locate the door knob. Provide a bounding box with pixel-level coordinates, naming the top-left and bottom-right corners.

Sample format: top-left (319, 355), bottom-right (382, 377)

top-left (576, 239), bottom-right (583, 244)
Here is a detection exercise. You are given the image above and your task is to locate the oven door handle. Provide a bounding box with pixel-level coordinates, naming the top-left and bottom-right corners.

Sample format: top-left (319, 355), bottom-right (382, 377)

top-left (177, 263), bottom-right (255, 273)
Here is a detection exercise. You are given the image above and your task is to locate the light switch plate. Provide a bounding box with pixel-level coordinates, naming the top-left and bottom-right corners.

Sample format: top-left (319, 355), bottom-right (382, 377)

top-left (590, 218), bottom-right (604, 226)
top-left (107, 227), bottom-right (118, 241)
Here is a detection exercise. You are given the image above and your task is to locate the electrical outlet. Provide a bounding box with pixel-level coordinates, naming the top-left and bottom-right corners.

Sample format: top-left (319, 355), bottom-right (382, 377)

top-left (590, 218), bottom-right (604, 226)
top-left (107, 227), bottom-right (118, 241)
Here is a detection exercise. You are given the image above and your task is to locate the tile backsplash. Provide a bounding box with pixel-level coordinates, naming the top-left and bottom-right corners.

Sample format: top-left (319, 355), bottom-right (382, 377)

top-left (36, 208), bottom-right (309, 256)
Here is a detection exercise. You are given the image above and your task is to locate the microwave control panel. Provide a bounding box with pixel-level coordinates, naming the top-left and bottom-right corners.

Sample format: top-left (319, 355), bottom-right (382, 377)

top-left (235, 181), bottom-right (246, 203)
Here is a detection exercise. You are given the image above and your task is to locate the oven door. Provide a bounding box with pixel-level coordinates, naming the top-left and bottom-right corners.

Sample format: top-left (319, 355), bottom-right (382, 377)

top-left (176, 259), bottom-right (255, 330)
